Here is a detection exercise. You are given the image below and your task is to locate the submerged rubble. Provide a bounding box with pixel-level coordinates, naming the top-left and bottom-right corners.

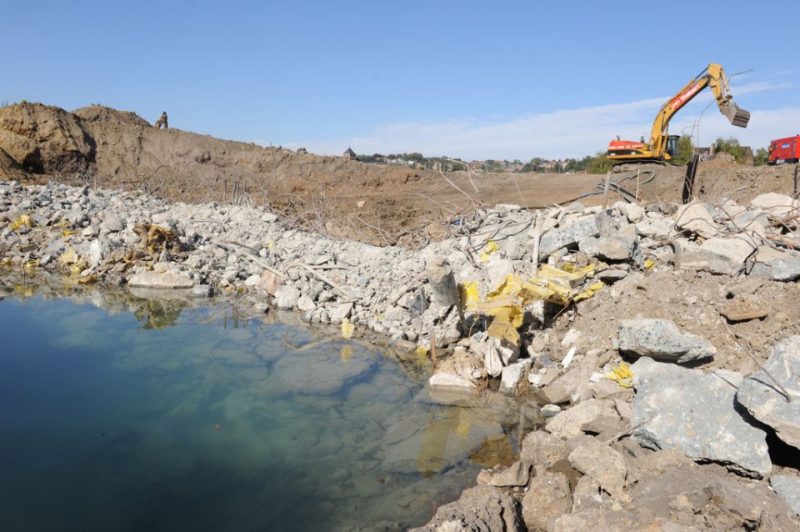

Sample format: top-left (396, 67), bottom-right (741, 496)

top-left (3, 178), bottom-right (800, 529)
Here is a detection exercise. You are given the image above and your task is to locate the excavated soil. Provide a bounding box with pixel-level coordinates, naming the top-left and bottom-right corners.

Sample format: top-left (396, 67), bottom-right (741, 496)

top-left (1, 102), bottom-right (797, 248)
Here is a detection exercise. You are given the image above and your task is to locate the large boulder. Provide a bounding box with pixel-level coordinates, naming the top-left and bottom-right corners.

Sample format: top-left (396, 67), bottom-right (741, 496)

top-left (736, 336), bottom-right (800, 450)
top-left (410, 485), bottom-right (523, 532)
top-left (631, 357), bottom-right (771, 477)
top-left (618, 318), bottom-right (716, 364)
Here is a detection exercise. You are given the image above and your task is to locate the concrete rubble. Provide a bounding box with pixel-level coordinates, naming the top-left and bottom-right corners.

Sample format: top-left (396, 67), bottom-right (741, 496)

top-left (4, 178), bottom-right (800, 530)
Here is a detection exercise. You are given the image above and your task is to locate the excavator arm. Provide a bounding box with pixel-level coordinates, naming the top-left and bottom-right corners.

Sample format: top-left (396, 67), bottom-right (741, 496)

top-left (608, 64), bottom-right (750, 162)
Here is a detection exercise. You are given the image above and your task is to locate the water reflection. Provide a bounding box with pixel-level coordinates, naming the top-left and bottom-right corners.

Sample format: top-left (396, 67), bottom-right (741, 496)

top-left (0, 283), bottom-right (526, 531)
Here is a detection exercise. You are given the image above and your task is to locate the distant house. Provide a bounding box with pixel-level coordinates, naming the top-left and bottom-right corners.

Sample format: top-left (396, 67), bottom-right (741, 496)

top-left (343, 147), bottom-right (357, 160)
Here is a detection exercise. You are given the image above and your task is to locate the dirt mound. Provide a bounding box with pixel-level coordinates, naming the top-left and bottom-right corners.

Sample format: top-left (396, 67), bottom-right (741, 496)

top-left (0, 102), bottom-right (95, 174)
top-left (0, 147), bottom-right (27, 180)
top-left (73, 105), bottom-right (151, 129)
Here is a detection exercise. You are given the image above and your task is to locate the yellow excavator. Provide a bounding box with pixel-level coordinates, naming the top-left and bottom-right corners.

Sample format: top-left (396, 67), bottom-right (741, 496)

top-left (607, 64), bottom-right (750, 162)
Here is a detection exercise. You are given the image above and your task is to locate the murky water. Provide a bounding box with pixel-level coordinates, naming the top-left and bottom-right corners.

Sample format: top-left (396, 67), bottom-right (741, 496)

top-left (0, 288), bottom-right (520, 531)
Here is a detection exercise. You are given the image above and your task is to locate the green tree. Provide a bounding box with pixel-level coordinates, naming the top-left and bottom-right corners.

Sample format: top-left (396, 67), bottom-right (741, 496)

top-left (586, 152), bottom-right (613, 174)
top-left (672, 135), bottom-right (694, 165)
top-left (754, 147), bottom-right (769, 166)
top-left (714, 137), bottom-right (747, 163)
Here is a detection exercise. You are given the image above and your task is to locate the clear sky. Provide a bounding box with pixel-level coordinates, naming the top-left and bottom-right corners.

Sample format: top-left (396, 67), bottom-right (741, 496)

top-left (4, 0), bottom-right (799, 160)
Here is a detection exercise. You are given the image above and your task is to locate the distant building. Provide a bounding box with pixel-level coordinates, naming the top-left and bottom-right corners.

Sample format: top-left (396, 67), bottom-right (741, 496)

top-left (343, 147), bottom-right (357, 160)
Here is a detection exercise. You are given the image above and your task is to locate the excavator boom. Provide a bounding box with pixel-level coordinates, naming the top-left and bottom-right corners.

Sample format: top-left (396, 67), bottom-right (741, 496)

top-left (608, 64), bottom-right (750, 162)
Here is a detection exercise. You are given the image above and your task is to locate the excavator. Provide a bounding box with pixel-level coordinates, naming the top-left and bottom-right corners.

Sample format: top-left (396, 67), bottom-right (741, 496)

top-left (607, 64), bottom-right (750, 162)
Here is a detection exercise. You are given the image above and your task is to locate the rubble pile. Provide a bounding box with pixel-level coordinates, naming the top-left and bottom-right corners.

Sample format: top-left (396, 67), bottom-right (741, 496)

top-left (3, 178), bottom-right (800, 529)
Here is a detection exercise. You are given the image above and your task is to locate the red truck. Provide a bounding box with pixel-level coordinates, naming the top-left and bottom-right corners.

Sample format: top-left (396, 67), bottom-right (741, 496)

top-left (768, 135), bottom-right (800, 164)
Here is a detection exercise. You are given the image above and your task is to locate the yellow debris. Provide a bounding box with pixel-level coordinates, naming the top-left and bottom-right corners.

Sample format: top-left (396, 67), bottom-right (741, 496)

top-left (574, 280), bottom-right (605, 302)
top-left (644, 258), bottom-right (657, 270)
top-left (340, 345), bottom-right (353, 362)
top-left (458, 281), bottom-right (480, 311)
top-left (341, 319), bottom-right (355, 339)
top-left (606, 362), bottom-right (634, 388)
top-left (10, 214), bottom-right (33, 231)
top-left (22, 259), bottom-right (39, 274)
top-left (479, 240), bottom-right (500, 262)
top-left (62, 229), bottom-right (76, 238)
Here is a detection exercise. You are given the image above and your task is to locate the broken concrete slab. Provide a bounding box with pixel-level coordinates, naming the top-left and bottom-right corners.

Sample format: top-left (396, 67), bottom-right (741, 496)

top-left (750, 192), bottom-right (799, 218)
top-left (700, 236), bottom-right (757, 266)
top-left (520, 430), bottom-right (569, 472)
top-left (499, 359), bottom-right (531, 395)
top-left (675, 202), bottom-right (718, 238)
top-left (128, 270), bottom-right (194, 289)
top-left (545, 398), bottom-right (614, 439)
top-left (750, 246), bottom-right (800, 282)
top-left (489, 460), bottom-right (530, 487)
top-left (618, 318), bottom-right (716, 364)
top-left (631, 357), bottom-right (771, 477)
top-left (539, 214), bottom-right (599, 258)
top-left (736, 336), bottom-right (800, 450)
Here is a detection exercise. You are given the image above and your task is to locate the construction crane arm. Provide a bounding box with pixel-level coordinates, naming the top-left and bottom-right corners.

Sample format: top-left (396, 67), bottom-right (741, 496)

top-left (608, 63), bottom-right (750, 162)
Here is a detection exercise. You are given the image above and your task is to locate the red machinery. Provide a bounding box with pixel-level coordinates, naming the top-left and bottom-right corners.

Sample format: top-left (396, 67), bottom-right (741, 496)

top-left (769, 135), bottom-right (800, 165)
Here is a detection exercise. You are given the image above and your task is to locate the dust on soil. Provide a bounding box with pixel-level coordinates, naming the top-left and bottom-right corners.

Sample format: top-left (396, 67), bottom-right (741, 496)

top-left (2, 101), bottom-right (796, 248)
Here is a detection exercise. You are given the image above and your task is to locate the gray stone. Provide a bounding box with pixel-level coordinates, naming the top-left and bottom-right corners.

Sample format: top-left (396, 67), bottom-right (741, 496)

top-left (128, 270), bottom-right (194, 289)
top-left (618, 318), bottom-right (716, 364)
top-left (274, 285), bottom-right (299, 309)
top-left (88, 239), bottom-right (104, 267)
top-left (539, 214), bottom-right (599, 258)
top-left (410, 485), bottom-right (523, 532)
top-left (736, 336), bottom-right (800, 450)
top-left (675, 202), bottom-right (717, 238)
top-left (545, 399), bottom-right (611, 439)
top-left (750, 192), bottom-right (799, 217)
top-left (520, 430), bottom-right (569, 471)
top-left (631, 357), bottom-right (771, 477)
top-left (522, 472), bottom-right (572, 531)
top-left (499, 359), bottom-right (531, 395)
top-left (297, 294), bottom-right (315, 312)
top-left (327, 302), bottom-right (352, 322)
top-left (568, 442), bottom-right (628, 501)
top-left (489, 460), bottom-right (530, 487)
top-left (102, 214), bottom-right (125, 232)
top-left (700, 236), bottom-right (756, 266)
top-left (770, 475), bottom-right (800, 516)
top-left (596, 268), bottom-right (628, 283)
top-left (750, 246), bottom-right (800, 282)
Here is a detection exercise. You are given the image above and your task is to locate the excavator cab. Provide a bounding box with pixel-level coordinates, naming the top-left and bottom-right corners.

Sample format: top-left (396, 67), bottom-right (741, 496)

top-left (666, 135), bottom-right (680, 158)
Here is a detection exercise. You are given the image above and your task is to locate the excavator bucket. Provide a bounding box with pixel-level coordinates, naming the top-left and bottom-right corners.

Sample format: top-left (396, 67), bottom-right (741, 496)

top-left (720, 101), bottom-right (750, 128)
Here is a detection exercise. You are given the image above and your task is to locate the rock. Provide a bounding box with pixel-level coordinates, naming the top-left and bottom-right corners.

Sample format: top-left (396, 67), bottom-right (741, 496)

top-left (297, 294), bottom-right (315, 312)
top-left (750, 192), bottom-right (799, 217)
top-left (521, 472), bottom-right (572, 531)
top-left (750, 246), bottom-right (800, 282)
top-left (410, 485), bottom-right (523, 532)
top-left (274, 285), bottom-right (299, 309)
top-left (770, 475), bottom-right (800, 516)
top-left (128, 270), bottom-right (194, 289)
top-left (327, 302), bottom-right (352, 322)
top-left (736, 336), bottom-right (800, 450)
top-left (700, 236), bottom-right (756, 267)
top-left (499, 359), bottom-right (531, 395)
top-left (545, 399), bottom-right (611, 439)
top-left (568, 442), bottom-right (628, 501)
top-left (539, 214), bottom-right (599, 258)
top-left (631, 357), bottom-right (771, 477)
top-left (102, 214), bottom-right (125, 232)
top-left (272, 345), bottom-right (374, 395)
top-left (489, 460), bottom-right (530, 487)
top-left (244, 274), bottom-right (261, 287)
top-left (578, 229), bottom-right (636, 261)
top-left (720, 298), bottom-right (768, 322)
top-left (87, 239), bottom-right (104, 267)
top-left (675, 202), bottom-right (717, 238)
top-left (428, 372), bottom-right (476, 391)
top-left (426, 257), bottom-right (458, 311)
top-left (553, 463), bottom-right (798, 531)
top-left (595, 268), bottom-right (628, 283)
top-left (620, 202), bottom-right (645, 223)
top-left (541, 404), bottom-right (562, 418)
top-left (618, 318), bottom-right (716, 364)
top-left (520, 430), bottom-right (569, 471)
top-left (384, 414), bottom-right (504, 474)
top-left (259, 270), bottom-right (281, 296)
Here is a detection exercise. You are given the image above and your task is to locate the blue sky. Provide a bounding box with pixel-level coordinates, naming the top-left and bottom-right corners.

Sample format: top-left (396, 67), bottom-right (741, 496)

top-left (4, 0), bottom-right (799, 159)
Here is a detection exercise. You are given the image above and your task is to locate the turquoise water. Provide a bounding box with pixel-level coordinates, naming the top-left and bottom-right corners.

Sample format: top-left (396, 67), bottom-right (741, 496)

top-left (0, 290), bottom-right (518, 531)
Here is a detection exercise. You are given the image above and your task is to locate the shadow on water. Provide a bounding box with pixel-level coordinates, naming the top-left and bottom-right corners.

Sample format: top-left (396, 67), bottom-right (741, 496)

top-left (0, 281), bottom-right (528, 531)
